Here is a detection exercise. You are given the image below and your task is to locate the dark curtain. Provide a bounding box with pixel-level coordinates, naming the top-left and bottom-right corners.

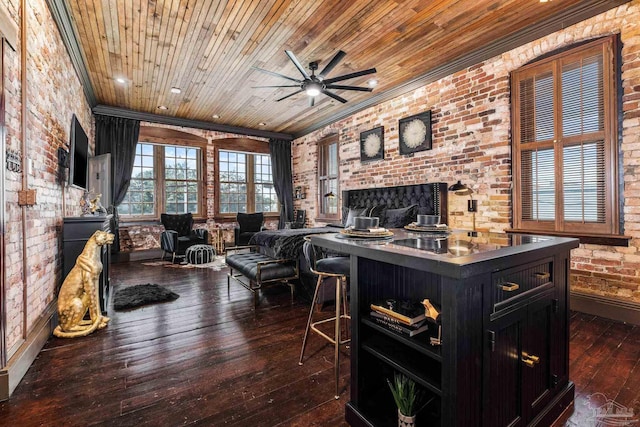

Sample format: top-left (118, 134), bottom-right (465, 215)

top-left (269, 139), bottom-right (294, 229)
top-left (95, 115), bottom-right (140, 252)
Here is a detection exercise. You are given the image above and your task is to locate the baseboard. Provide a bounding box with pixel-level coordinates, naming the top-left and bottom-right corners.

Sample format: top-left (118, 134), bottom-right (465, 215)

top-left (531, 381), bottom-right (575, 427)
top-left (0, 300), bottom-right (56, 401)
top-left (571, 292), bottom-right (640, 325)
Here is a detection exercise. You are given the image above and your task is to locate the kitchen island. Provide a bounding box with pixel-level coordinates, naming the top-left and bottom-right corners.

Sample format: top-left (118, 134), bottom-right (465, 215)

top-left (310, 229), bottom-right (579, 427)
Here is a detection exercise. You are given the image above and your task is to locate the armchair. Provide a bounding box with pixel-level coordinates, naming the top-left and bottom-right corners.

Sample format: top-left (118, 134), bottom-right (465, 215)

top-left (234, 212), bottom-right (265, 246)
top-left (160, 213), bottom-right (209, 263)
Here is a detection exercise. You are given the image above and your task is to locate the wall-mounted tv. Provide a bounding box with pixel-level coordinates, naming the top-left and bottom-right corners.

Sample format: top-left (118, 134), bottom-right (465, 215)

top-left (69, 114), bottom-right (89, 190)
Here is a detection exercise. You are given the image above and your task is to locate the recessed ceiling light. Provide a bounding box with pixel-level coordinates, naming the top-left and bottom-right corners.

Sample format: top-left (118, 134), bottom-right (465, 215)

top-left (258, 122), bottom-right (266, 126)
top-left (115, 78), bottom-right (126, 84)
top-left (158, 105), bottom-right (168, 110)
top-left (170, 87), bottom-right (181, 94)
top-left (212, 114), bottom-right (220, 119)
top-left (368, 78), bottom-right (378, 87)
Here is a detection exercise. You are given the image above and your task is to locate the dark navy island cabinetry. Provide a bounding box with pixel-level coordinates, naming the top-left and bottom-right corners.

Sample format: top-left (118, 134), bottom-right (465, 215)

top-left (311, 230), bottom-right (579, 427)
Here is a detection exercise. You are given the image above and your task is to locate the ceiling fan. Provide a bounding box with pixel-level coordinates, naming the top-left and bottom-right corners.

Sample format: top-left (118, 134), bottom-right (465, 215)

top-left (252, 50), bottom-right (377, 106)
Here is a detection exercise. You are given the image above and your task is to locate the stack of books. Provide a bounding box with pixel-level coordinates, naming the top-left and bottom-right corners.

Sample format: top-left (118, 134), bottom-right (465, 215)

top-left (369, 300), bottom-right (428, 337)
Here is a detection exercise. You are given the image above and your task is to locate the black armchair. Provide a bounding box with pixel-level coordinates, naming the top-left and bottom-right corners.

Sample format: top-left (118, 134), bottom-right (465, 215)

top-left (160, 213), bottom-right (209, 263)
top-left (234, 212), bottom-right (265, 246)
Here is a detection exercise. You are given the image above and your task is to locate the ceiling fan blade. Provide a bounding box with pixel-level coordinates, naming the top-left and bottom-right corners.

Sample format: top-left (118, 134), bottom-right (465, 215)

top-left (323, 68), bottom-right (377, 84)
top-left (325, 84), bottom-right (373, 92)
top-left (251, 84), bottom-right (301, 88)
top-left (285, 50), bottom-right (311, 79)
top-left (322, 90), bottom-right (348, 104)
top-left (276, 89), bottom-right (304, 102)
top-left (251, 66), bottom-right (301, 83)
top-left (309, 96), bottom-right (315, 107)
top-left (318, 50), bottom-right (346, 79)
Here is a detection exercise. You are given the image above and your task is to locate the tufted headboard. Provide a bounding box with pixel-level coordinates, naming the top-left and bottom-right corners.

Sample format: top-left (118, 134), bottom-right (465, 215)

top-left (342, 182), bottom-right (448, 225)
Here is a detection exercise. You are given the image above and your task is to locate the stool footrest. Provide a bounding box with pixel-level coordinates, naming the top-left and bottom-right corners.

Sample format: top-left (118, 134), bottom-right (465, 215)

top-left (310, 315), bottom-right (351, 346)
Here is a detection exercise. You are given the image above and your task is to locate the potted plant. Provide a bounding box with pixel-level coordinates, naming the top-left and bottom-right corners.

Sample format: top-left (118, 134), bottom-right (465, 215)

top-left (387, 373), bottom-right (421, 427)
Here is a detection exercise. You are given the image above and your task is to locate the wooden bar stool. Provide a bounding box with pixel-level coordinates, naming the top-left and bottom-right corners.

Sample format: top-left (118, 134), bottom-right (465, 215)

top-left (299, 239), bottom-right (350, 399)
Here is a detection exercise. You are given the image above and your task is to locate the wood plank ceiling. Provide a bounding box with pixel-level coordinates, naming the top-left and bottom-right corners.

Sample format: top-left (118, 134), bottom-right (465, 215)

top-left (63, 0), bottom-right (627, 137)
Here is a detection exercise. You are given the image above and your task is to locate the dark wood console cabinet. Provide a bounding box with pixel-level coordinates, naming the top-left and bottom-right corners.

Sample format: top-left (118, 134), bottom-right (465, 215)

top-left (62, 216), bottom-right (112, 313)
top-left (311, 230), bottom-right (579, 427)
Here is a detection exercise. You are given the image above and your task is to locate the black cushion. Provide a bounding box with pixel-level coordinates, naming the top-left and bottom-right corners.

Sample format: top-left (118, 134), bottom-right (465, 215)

top-left (342, 207), bottom-right (367, 227)
top-left (367, 204), bottom-right (388, 222)
top-left (316, 257), bottom-right (350, 276)
top-left (240, 231), bottom-right (257, 240)
top-left (384, 204), bottom-right (418, 228)
top-left (226, 253), bottom-right (296, 282)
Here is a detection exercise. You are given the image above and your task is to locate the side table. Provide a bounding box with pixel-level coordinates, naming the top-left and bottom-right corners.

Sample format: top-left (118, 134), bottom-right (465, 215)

top-left (211, 227), bottom-right (225, 254)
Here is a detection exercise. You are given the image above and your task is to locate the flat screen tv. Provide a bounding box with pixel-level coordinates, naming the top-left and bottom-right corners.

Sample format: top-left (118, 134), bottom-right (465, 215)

top-left (69, 114), bottom-right (89, 190)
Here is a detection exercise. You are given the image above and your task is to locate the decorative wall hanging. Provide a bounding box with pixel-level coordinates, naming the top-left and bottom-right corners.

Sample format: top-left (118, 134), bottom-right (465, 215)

top-left (360, 126), bottom-right (384, 162)
top-left (294, 186), bottom-right (306, 199)
top-left (6, 148), bottom-right (21, 172)
top-left (399, 111), bottom-right (432, 155)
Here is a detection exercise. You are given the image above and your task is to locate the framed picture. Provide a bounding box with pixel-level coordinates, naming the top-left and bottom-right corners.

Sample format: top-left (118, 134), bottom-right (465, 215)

top-left (399, 111), bottom-right (432, 155)
top-left (360, 126), bottom-right (384, 162)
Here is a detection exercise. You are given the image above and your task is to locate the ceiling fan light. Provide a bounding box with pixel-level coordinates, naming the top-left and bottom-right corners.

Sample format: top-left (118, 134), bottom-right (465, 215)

top-left (306, 87), bottom-right (321, 97)
top-left (305, 81), bottom-right (322, 97)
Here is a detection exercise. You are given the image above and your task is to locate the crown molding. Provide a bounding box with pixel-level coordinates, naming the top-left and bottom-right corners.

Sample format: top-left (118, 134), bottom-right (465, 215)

top-left (292, 0), bottom-right (631, 138)
top-left (46, 0), bottom-right (97, 107)
top-left (93, 105), bottom-right (293, 141)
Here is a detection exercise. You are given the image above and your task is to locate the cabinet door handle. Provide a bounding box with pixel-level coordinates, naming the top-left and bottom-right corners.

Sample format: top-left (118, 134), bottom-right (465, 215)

top-left (522, 352), bottom-right (540, 367)
top-left (499, 282), bottom-right (520, 292)
top-left (488, 330), bottom-right (496, 352)
top-left (533, 272), bottom-right (550, 280)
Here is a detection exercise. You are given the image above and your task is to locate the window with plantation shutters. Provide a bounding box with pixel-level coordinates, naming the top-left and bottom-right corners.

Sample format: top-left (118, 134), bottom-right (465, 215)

top-left (512, 36), bottom-right (618, 236)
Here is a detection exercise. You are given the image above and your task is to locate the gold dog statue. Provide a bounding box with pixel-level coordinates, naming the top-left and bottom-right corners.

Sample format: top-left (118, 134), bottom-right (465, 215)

top-left (53, 230), bottom-right (115, 338)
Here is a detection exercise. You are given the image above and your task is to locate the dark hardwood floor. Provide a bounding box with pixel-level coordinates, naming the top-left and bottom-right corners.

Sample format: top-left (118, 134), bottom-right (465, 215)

top-left (0, 260), bottom-right (638, 426)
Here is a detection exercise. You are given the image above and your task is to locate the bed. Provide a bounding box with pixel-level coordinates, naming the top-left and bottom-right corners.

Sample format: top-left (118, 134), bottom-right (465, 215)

top-left (248, 182), bottom-right (448, 303)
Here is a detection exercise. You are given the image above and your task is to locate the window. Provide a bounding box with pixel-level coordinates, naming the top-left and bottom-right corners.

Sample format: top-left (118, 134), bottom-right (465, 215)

top-left (120, 142), bottom-right (203, 218)
top-left (254, 154), bottom-right (278, 212)
top-left (512, 36), bottom-right (618, 236)
top-left (164, 145), bottom-right (200, 214)
top-left (318, 135), bottom-right (339, 219)
top-left (121, 143), bottom-right (155, 216)
top-left (218, 150), bottom-right (277, 214)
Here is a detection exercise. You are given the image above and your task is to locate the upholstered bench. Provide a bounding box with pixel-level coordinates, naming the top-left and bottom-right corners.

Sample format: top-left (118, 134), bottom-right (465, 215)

top-left (225, 246), bottom-right (299, 307)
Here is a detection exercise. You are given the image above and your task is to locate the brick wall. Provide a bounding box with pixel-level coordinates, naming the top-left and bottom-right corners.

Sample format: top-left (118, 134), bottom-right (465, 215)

top-left (293, 1), bottom-right (640, 304)
top-left (2, 0), bottom-right (93, 354)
